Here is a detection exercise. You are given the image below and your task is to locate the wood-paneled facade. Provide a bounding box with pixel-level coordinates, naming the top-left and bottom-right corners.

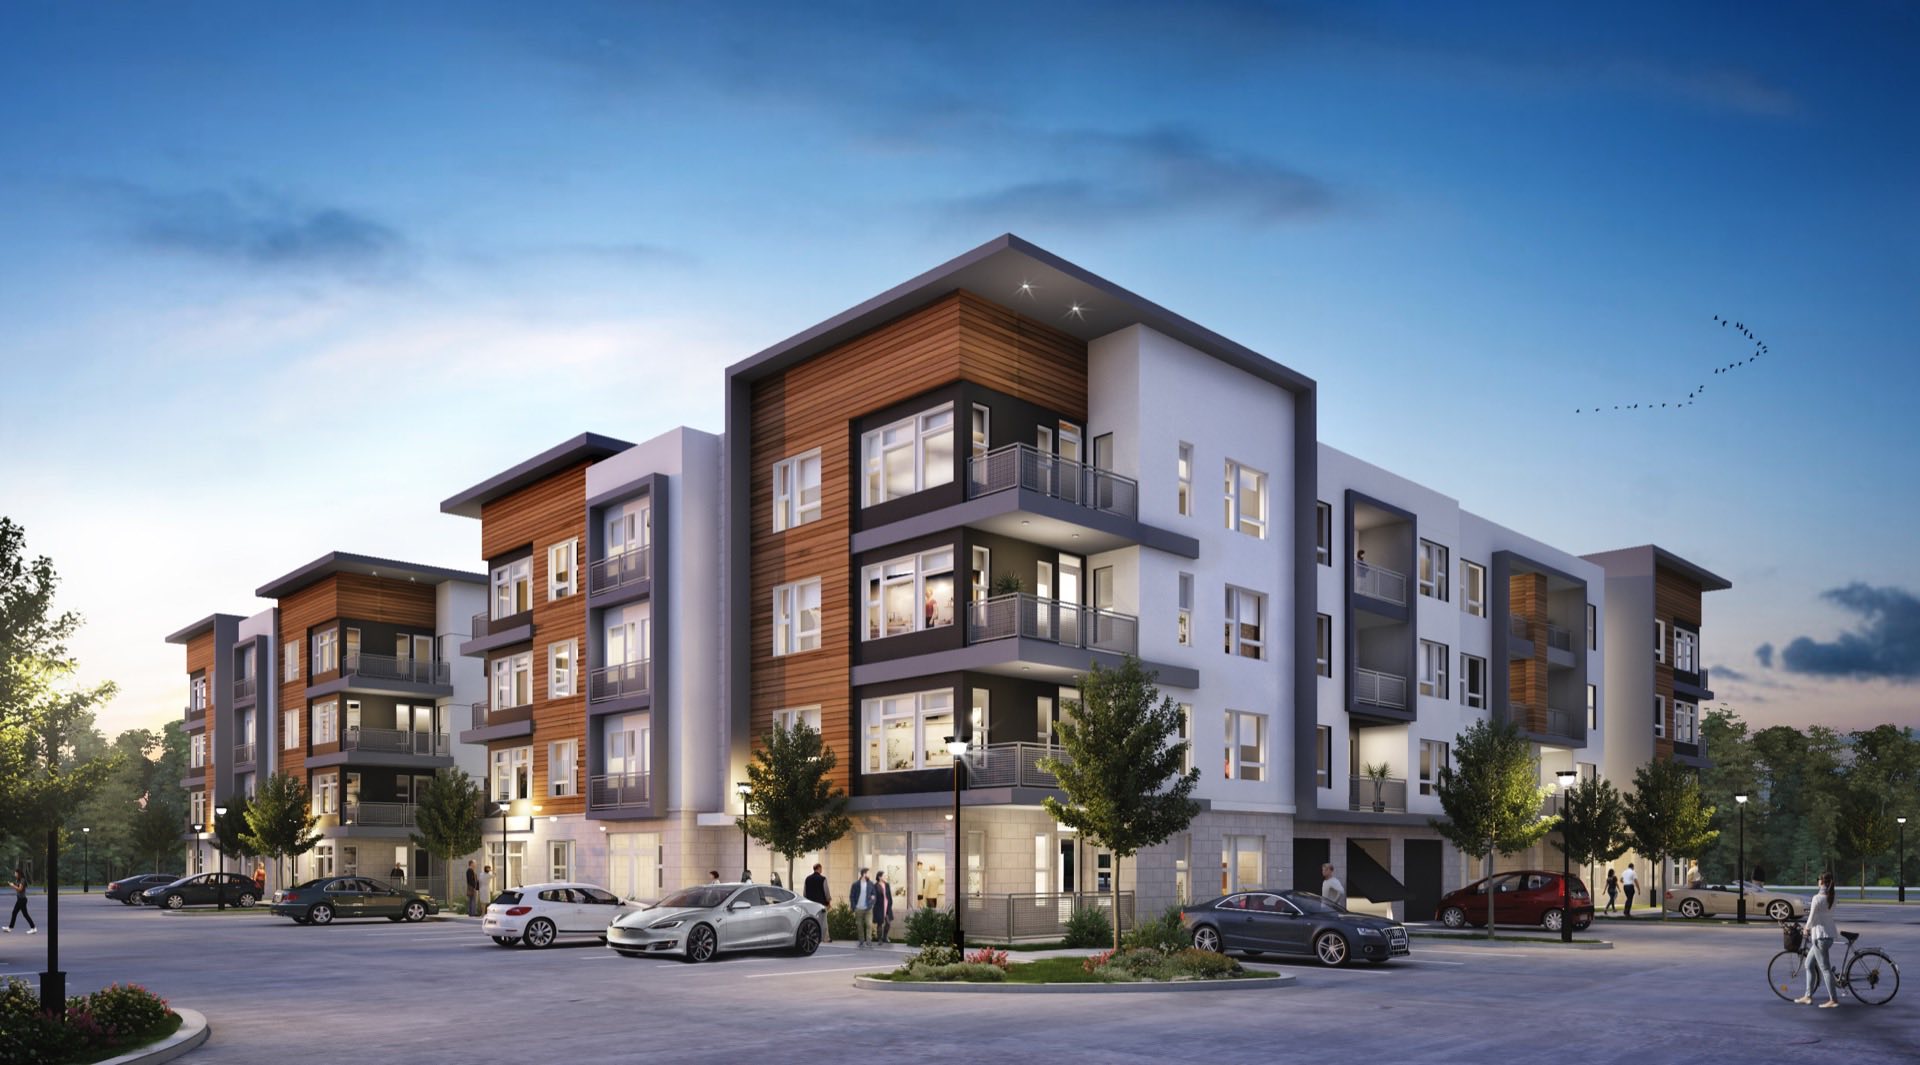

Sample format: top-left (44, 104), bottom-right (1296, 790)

top-left (185, 631), bottom-right (215, 793)
top-left (1652, 567), bottom-right (1705, 763)
top-left (1507, 572), bottom-right (1549, 736)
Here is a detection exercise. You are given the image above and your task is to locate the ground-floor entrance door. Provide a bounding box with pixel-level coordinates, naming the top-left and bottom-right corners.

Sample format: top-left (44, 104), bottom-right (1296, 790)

top-left (606, 832), bottom-right (659, 902)
top-left (1292, 837), bottom-right (1330, 895)
top-left (1404, 839), bottom-right (1443, 923)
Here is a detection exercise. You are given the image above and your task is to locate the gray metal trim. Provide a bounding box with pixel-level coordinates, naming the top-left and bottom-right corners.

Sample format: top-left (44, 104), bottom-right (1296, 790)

top-left (304, 750), bottom-right (457, 771)
top-left (848, 489), bottom-right (1200, 560)
top-left (1297, 810), bottom-right (1438, 829)
top-left (459, 624), bottom-right (534, 659)
top-left (585, 691), bottom-right (654, 717)
top-left (255, 551), bottom-right (485, 599)
top-left (165, 612), bottom-right (241, 646)
top-left (848, 641), bottom-right (1199, 690)
top-left (458, 720), bottom-right (535, 744)
top-left (439, 432), bottom-right (635, 518)
top-left (303, 676), bottom-right (456, 701)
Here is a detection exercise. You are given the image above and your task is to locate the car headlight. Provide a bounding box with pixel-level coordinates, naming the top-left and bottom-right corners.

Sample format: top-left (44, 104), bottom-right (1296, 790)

top-left (650, 920), bottom-right (683, 930)
top-left (1356, 927), bottom-right (1382, 937)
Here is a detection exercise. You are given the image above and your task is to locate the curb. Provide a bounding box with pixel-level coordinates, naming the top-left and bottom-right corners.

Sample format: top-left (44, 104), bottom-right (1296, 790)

top-left (854, 973), bottom-right (1295, 993)
top-left (1410, 935), bottom-right (1613, 950)
top-left (94, 1007), bottom-right (209, 1065)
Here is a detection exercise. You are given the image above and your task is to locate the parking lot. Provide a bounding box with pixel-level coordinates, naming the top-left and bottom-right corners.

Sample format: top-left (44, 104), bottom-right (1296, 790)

top-left (4, 899), bottom-right (1917, 1063)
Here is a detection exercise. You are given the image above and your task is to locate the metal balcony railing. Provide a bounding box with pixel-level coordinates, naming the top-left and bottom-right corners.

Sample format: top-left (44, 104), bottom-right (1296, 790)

top-left (1509, 615), bottom-right (1531, 640)
top-left (343, 652), bottom-right (451, 686)
top-left (1354, 563), bottom-right (1407, 605)
top-left (959, 891), bottom-right (1135, 943)
top-left (1546, 624), bottom-right (1574, 652)
top-left (589, 660), bottom-right (652, 703)
top-left (589, 548), bottom-right (651, 594)
top-left (233, 742), bottom-right (255, 765)
top-left (967, 443), bottom-right (1139, 519)
top-left (1349, 775), bottom-right (1408, 813)
top-left (1353, 667), bottom-right (1407, 710)
top-left (341, 801), bottom-right (417, 828)
top-left (588, 772), bottom-right (650, 809)
top-left (1545, 706), bottom-right (1577, 737)
top-left (185, 702), bottom-right (206, 721)
top-left (966, 594), bottom-right (1138, 655)
top-left (965, 743), bottom-right (1069, 789)
top-left (343, 727), bottom-right (450, 757)
top-left (233, 677), bottom-right (256, 700)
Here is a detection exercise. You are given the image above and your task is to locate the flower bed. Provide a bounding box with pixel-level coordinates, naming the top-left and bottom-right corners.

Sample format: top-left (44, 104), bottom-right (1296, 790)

top-left (0, 978), bottom-right (182, 1065)
top-left (873, 944), bottom-right (1261, 984)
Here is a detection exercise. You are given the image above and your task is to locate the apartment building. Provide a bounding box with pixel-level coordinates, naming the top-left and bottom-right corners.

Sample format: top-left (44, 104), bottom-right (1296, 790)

top-left (166, 610), bottom-right (272, 875)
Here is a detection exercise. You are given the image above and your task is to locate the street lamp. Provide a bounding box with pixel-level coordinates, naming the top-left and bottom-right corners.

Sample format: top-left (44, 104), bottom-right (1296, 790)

top-left (1734, 795), bottom-right (1749, 924)
top-left (213, 806), bottom-right (228, 911)
top-left (947, 737), bottom-right (969, 950)
top-left (81, 829), bottom-right (90, 894)
top-left (493, 801), bottom-right (510, 889)
top-left (735, 782), bottom-right (751, 881)
top-left (1899, 817), bottom-right (1908, 905)
top-left (1556, 770), bottom-right (1577, 943)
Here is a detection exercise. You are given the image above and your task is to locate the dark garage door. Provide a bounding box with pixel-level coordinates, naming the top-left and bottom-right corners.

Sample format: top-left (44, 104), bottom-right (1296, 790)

top-left (1404, 839), bottom-right (1443, 922)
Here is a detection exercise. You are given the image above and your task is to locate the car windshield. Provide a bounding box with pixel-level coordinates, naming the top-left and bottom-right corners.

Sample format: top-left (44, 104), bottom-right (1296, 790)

top-left (290, 879), bottom-right (327, 890)
top-left (1282, 891), bottom-right (1340, 915)
top-left (653, 886), bottom-right (735, 910)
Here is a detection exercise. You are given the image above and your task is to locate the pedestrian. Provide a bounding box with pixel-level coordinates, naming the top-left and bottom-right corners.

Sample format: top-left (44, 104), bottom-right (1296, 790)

top-left (1621, 863), bottom-right (1638, 918)
top-left (741, 869), bottom-right (753, 883)
top-left (5, 869), bottom-right (35, 934)
top-left (479, 864), bottom-right (493, 908)
top-left (1604, 869), bottom-right (1619, 915)
top-left (1319, 862), bottom-right (1346, 910)
top-left (253, 861), bottom-right (267, 896)
top-left (465, 859), bottom-right (480, 917)
top-left (873, 871), bottom-right (895, 944)
top-left (708, 870), bottom-right (721, 884)
top-left (1685, 860), bottom-right (1702, 888)
top-left (1794, 872), bottom-right (1840, 1008)
top-left (803, 863), bottom-right (832, 943)
top-left (770, 870), bottom-right (782, 889)
top-left (848, 868), bottom-right (875, 948)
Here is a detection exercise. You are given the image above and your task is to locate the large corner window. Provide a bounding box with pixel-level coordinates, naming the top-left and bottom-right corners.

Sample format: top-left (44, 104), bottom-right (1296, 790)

top-left (1223, 460), bottom-right (1267, 538)
top-left (1462, 560), bottom-right (1486, 617)
top-left (772, 450), bottom-right (823, 532)
top-left (1418, 540), bottom-right (1449, 601)
top-left (862, 689), bottom-right (955, 774)
top-left (492, 557), bottom-right (532, 619)
top-left (772, 579), bottom-right (822, 656)
top-left (862, 549), bottom-right (955, 640)
top-left (1223, 710), bottom-right (1266, 782)
top-left (1223, 586), bottom-right (1265, 659)
top-left (862, 404), bottom-right (954, 506)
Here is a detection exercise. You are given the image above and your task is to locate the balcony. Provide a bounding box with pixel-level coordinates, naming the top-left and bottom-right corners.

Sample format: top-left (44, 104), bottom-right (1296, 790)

top-left (233, 742), bottom-right (255, 765)
top-left (588, 772), bottom-right (650, 810)
top-left (185, 702), bottom-right (206, 722)
top-left (343, 652), bottom-right (451, 687)
top-left (465, 609), bottom-right (535, 658)
top-left (968, 443), bottom-right (1138, 519)
top-left (966, 742), bottom-right (1068, 790)
top-left (342, 727), bottom-right (451, 757)
top-left (1353, 667), bottom-right (1407, 711)
top-left (588, 549), bottom-right (651, 595)
top-left (341, 801), bottom-right (417, 828)
top-left (1354, 563), bottom-right (1407, 606)
top-left (589, 660), bottom-right (652, 704)
top-left (967, 594), bottom-right (1138, 656)
top-left (461, 700), bottom-right (533, 744)
top-left (233, 676), bottom-right (256, 701)
top-left (1545, 706), bottom-right (1577, 738)
top-left (1349, 774), bottom-right (1408, 814)
top-left (1545, 624), bottom-right (1574, 653)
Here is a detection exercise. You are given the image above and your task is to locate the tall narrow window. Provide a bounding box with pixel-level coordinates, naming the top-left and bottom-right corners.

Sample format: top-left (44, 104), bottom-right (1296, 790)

top-left (547, 539), bottom-right (578, 600)
top-left (773, 579), bottom-right (822, 656)
top-left (1587, 603), bottom-right (1598, 650)
top-left (1587, 683), bottom-right (1598, 730)
top-left (771, 450), bottom-right (823, 532)
top-left (1176, 443), bottom-right (1193, 516)
top-left (282, 708), bottom-right (299, 750)
top-left (1092, 566), bottom-right (1113, 611)
top-left (1315, 502), bottom-right (1332, 565)
top-left (1315, 614), bottom-right (1332, 677)
top-left (1316, 726), bottom-right (1332, 788)
top-left (1223, 460), bottom-right (1267, 538)
top-left (283, 640), bottom-right (300, 681)
top-left (548, 641), bottom-right (576, 699)
top-left (1418, 540), bottom-right (1449, 600)
top-left (970, 547), bottom-right (991, 604)
top-left (1223, 710), bottom-right (1266, 781)
top-left (971, 405), bottom-right (990, 463)
top-left (1653, 694), bottom-right (1666, 739)
top-left (1223, 586), bottom-right (1265, 659)
top-left (1418, 640), bottom-right (1449, 699)
top-left (1462, 560), bottom-right (1486, 617)
top-left (1177, 573), bottom-right (1194, 646)
top-left (1460, 654), bottom-right (1487, 709)
top-left (1176, 703), bottom-right (1192, 774)
top-left (1654, 620), bottom-right (1667, 664)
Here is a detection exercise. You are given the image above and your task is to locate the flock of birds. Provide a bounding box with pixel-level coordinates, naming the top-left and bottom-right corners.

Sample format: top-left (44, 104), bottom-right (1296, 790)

top-left (1573, 315), bottom-right (1770, 413)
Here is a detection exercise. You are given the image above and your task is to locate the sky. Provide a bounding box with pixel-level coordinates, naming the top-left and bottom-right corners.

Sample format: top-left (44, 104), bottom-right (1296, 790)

top-left (1, 1), bottom-right (1916, 742)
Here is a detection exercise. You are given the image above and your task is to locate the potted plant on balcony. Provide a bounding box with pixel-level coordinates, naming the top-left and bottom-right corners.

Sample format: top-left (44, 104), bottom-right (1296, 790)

top-left (1364, 762), bottom-right (1392, 813)
top-left (990, 574), bottom-right (1023, 596)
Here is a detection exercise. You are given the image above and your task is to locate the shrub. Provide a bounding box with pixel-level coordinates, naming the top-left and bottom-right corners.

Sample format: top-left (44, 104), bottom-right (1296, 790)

top-left (903, 905), bottom-right (955, 947)
top-left (826, 903), bottom-right (859, 941)
top-left (963, 947), bottom-right (1011, 971)
top-left (903, 943), bottom-right (960, 969)
top-left (1081, 947), bottom-right (1242, 982)
top-left (81, 984), bottom-right (171, 1039)
top-left (904, 962), bottom-right (1006, 982)
top-left (0, 978), bottom-right (177, 1064)
top-left (1166, 947), bottom-right (1242, 979)
top-left (1082, 948), bottom-right (1117, 974)
top-left (1061, 905), bottom-right (1112, 948)
top-left (1121, 904), bottom-right (1188, 954)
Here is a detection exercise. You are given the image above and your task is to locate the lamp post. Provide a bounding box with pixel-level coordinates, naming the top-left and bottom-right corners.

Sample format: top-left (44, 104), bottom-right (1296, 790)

top-left (735, 782), bottom-right (751, 881)
top-left (947, 736), bottom-right (968, 950)
top-left (493, 802), bottom-right (510, 889)
top-left (38, 822), bottom-right (64, 1016)
top-left (1556, 770), bottom-right (1577, 943)
top-left (214, 806), bottom-right (228, 911)
top-left (81, 828), bottom-right (90, 894)
top-left (1899, 817), bottom-right (1908, 905)
top-left (1734, 794), bottom-right (1749, 924)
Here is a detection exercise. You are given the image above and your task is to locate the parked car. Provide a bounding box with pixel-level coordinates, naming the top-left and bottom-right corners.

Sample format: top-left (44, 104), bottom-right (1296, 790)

top-left (606, 883), bottom-right (824, 962)
top-left (270, 876), bottom-right (437, 925)
top-left (1435, 871), bottom-right (1594, 931)
top-left (1666, 880), bottom-right (1798, 921)
top-left (1181, 890), bottom-right (1410, 967)
top-left (105, 874), bottom-right (178, 905)
top-left (484, 882), bottom-right (640, 948)
top-left (141, 872), bottom-right (261, 910)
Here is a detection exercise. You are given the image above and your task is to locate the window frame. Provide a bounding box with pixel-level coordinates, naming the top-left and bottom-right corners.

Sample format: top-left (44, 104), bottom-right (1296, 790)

top-left (1654, 694), bottom-right (1667, 739)
top-left (861, 689), bottom-right (957, 774)
top-left (771, 449), bottom-right (824, 532)
top-left (283, 639), bottom-right (300, 681)
top-left (1315, 725), bottom-right (1332, 789)
top-left (548, 739), bottom-right (577, 797)
top-left (311, 629), bottom-right (338, 675)
top-left (282, 708), bottom-right (300, 750)
top-left (1587, 603), bottom-right (1598, 650)
top-left (547, 539), bottom-right (578, 600)
top-left (1223, 709), bottom-right (1267, 782)
top-left (1587, 683), bottom-right (1598, 730)
top-left (1418, 539), bottom-right (1449, 601)
top-left (1418, 739), bottom-right (1450, 796)
top-left (1462, 560), bottom-right (1486, 617)
top-left (311, 699), bottom-right (339, 745)
top-left (1223, 459), bottom-right (1268, 538)
top-left (492, 651), bottom-right (533, 710)
top-left (1673, 628), bottom-right (1699, 673)
top-left (492, 557), bottom-right (533, 619)
top-left (1223, 585), bottom-right (1265, 659)
top-left (548, 641), bottom-right (576, 699)
top-left (1654, 620), bottom-right (1667, 664)
top-left (492, 746), bottom-right (534, 803)
top-left (1177, 572), bottom-right (1194, 647)
top-left (1460, 653), bottom-right (1488, 709)
top-left (861, 403), bottom-right (956, 507)
top-left (1315, 501), bottom-right (1332, 566)
top-left (772, 578), bottom-right (823, 656)
top-left (1315, 614), bottom-right (1332, 677)
top-left (861, 549), bottom-right (956, 641)
top-left (773, 705), bottom-right (822, 735)
top-left (1418, 640), bottom-right (1450, 699)
top-left (1176, 442), bottom-right (1193, 516)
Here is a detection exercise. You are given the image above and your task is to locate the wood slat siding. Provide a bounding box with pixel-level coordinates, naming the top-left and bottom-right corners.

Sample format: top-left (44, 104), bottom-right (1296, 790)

top-left (479, 463), bottom-right (591, 817)
top-left (276, 578), bottom-right (341, 783)
top-left (335, 573), bottom-right (436, 629)
top-left (748, 291), bottom-right (1088, 789)
top-left (186, 632), bottom-right (216, 759)
top-left (1652, 568), bottom-right (1703, 762)
top-left (1507, 573), bottom-right (1548, 735)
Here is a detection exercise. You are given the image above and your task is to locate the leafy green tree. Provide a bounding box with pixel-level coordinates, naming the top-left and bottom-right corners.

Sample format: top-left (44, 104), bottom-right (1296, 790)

top-left (242, 772), bottom-right (323, 887)
top-left (1430, 719), bottom-right (1552, 937)
top-left (410, 767), bottom-right (485, 886)
top-left (1624, 758), bottom-right (1719, 920)
top-left (211, 795), bottom-right (258, 863)
top-left (1837, 786), bottom-right (1898, 899)
top-left (1039, 656), bottom-right (1200, 951)
top-left (1697, 707), bottom-right (1759, 880)
top-left (130, 801), bottom-right (184, 875)
top-left (1557, 775), bottom-right (1631, 873)
top-left (737, 719), bottom-right (851, 891)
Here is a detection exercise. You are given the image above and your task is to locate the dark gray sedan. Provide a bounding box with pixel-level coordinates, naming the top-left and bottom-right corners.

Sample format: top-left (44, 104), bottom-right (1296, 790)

top-left (1181, 890), bottom-right (1410, 967)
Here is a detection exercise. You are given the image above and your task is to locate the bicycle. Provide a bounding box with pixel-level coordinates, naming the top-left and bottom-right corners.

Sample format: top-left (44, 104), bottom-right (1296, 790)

top-left (1768, 920), bottom-right (1900, 1006)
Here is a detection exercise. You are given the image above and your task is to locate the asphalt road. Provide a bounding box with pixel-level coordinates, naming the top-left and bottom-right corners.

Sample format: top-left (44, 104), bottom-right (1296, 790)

top-left (3, 897), bottom-right (1916, 1064)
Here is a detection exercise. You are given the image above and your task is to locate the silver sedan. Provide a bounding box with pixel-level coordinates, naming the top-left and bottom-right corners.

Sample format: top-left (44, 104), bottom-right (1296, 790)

top-left (606, 883), bottom-right (825, 962)
top-left (1666, 881), bottom-right (1799, 921)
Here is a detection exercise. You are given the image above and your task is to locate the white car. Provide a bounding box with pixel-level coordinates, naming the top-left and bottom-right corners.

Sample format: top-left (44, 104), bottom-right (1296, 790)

top-left (606, 883), bottom-right (826, 962)
top-left (1666, 880), bottom-right (1799, 922)
top-left (483, 882), bottom-right (640, 948)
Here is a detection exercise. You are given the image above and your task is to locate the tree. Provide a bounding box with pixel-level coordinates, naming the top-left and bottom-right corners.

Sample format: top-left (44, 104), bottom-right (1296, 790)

top-left (736, 719), bottom-right (851, 892)
top-left (242, 772), bottom-right (323, 887)
top-left (211, 795), bottom-right (258, 864)
top-left (1837, 786), bottom-right (1898, 900)
top-left (1430, 719), bottom-right (1552, 937)
top-left (1554, 775), bottom-right (1631, 894)
top-left (1624, 758), bottom-right (1719, 921)
top-left (130, 801), bottom-right (184, 875)
top-left (1039, 656), bottom-right (1200, 951)
top-left (410, 767), bottom-right (485, 886)
top-left (1697, 707), bottom-right (1758, 880)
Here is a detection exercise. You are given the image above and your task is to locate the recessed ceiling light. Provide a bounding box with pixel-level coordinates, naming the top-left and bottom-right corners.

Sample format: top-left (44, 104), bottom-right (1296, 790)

top-left (1020, 520), bottom-right (1031, 526)
top-left (1071, 533), bottom-right (1080, 539)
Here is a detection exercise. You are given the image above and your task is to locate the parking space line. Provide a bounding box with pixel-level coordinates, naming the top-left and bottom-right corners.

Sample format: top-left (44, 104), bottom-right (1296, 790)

top-left (745, 965), bottom-right (885, 979)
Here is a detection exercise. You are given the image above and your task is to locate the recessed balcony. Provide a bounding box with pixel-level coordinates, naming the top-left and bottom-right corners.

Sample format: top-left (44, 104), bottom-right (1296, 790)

top-left (589, 660), bottom-right (652, 704)
top-left (233, 742), bottom-right (255, 766)
top-left (965, 742), bottom-right (1067, 790)
top-left (1348, 774), bottom-right (1408, 814)
top-left (233, 677), bottom-right (256, 701)
top-left (588, 548), bottom-right (651, 596)
top-left (588, 772), bottom-right (650, 810)
top-left (341, 801), bottom-right (417, 828)
top-left (1354, 563), bottom-right (1408, 607)
top-left (967, 593), bottom-right (1137, 656)
top-left (969, 444), bottom-right (1138, 519)
top-left (1353, 667), bottom-right (1407, 710)
top-left (460, 700), bottom-right (533, 744)
top-left (342, 727), bottom-right (451, 758)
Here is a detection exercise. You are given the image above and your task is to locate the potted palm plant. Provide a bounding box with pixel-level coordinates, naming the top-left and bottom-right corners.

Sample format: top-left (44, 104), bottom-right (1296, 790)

top-left (1364, 761), bottom-right (1392, 813)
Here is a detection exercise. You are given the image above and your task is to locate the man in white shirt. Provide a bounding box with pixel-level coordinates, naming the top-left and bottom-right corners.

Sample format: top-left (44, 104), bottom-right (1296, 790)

top-left (1320, 862), bottom-right (1347, 910)
top-left (1621, 864), bottom-right (1638, 918)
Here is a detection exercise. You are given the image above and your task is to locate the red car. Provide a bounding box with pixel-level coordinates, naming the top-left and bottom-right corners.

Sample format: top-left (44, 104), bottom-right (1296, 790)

top-left (1435, 871), bottom-right (1593, 932)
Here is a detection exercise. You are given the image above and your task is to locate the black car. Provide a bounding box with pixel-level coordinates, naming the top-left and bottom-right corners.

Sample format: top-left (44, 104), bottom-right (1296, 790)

top-left (105, 874), bottom-right (178, 905)
top-left (1181, 890), bottom-right (1410, 967)
top-left (141, 872), bottom-right (261, 910)
top-left (270, 876), bottom-right (438, 925)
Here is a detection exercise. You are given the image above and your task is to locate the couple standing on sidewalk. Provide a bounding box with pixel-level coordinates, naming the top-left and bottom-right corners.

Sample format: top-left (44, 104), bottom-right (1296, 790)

top-left (802, 864), bottom-right (895, 947)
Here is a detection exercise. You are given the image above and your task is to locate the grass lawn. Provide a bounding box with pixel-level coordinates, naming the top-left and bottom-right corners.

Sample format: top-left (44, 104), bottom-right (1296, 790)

top-left (68, 1013), bottom-right (184, 1065)
top-left (873, 955), bottom-right (1275, 984)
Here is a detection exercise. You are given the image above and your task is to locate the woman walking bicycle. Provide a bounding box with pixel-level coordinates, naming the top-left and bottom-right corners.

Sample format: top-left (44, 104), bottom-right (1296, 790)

top-left (1768, 871), bottom-right (1900, 1006)
top-left (1796, 872), bottom-right (1840, 1007)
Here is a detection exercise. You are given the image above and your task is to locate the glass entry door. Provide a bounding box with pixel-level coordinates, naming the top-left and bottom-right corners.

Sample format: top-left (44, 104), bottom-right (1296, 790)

top-left (1057, 555), bottom-right (1082, 645)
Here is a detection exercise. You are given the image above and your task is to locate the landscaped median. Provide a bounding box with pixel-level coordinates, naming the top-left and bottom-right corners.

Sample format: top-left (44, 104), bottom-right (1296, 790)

top-left (1410, 931), bottom-right (1612, 949)
top-left (855, 944), bottom-right (1295, 993)
top-left (1, 977), bottom-right (208, 1064)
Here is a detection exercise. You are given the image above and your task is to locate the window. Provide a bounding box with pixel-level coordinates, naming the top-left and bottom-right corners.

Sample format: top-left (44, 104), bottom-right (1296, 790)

top-left (1176, 443), bottom-right (1193, 516)
top-left (1092, 566), bottom-right (1113, 611)
top-left (492, 746), bottom-right (533, 802)
top-left (971, 405), bottom-right (990, 463)
top-left (311, 699), bottom-right (338, 745)
top-left (549, 740), bottom-right (577, 797)
top-left (313, 773), bottom-right (339, 816)
top-left (1418, 540), bottom-right (1449, 600)
top-left (493, 557), bottom-right (533, 619)
top-left (1316, 726), bottom-right (1332, 788)
top-left (1223, 710), bottom-right (1266, 782)
top-left (283, 640), bottom-right (300, 681)
top-left (311, 629), bottom-right (338, 674)
top-left (774, 706), bottom-right (822, 734)
top-left (862, 689), bottom-right (955, 774)
top-left (1315, 502), bottom-right (1332, 566)
top-left (493, 652), bottom-right (533, 709)
top-left (1673, 628), bottom-right (1698, 673)
top-left (1419, 740), bottom-right (1450, 796)
top-left (1224, 836), bottom-right (1263, 894)
top-left (969, 547), bottom-right (990, 605)
top-left (1176, 704), bottom-right (1192, 774)
top-left (861, 404), bottom-right (955, 505)
top-left (1675, 702), bottom-right (1698, 744)
top-left (1223, 586), bottom-right (1265, 659)
top-left (1654, 620), bottom-right (1667, 664)
top-left (771, 450), bottom-right (823, 532)
top-left (1462, 561), bottom-right (1486, 617)
top-left (1653, 695), bottom-right (1666, 739)
top-left (550, 840), bottom-right (573, 883)
top-left (1460, 654), bottom-right (1487, 709)
top-left (189, 733), bottom-right (206, 769)
top-left (1223, 460), bottom-right (1267, 538)
top-left (189, 674), bottom-right (206, 711)
top-left (606, 500), bottom-right (651, 557)
top-left (345, 627), bottom-right (361, 667)
top-left (1419, 640), bottom-right (1449, 699)
top-left (1092, 433), bottom-right (1113, 471)
top-left (189, 790), bottom-right (206, 829)
top-left (862, 550), bottom-right (954, 639)
top-left (773, 579), bottom-right (822, 655)
top-left (282, 708), bottom-right (299, 750)
top-left (547, 540), bottom-right (578, 600)
top-left (1315, 614), bottom-right (1332, 677)
top-left (1587, 683), bottom-right (1598, 730)
top-left (969, 689), bottom-right (988, 745)
top-left (1587, 603), bottom-right (1598, 650)
top-left (1177, 573), bottom-right (1194, 646)
top-left (549, 641), bottom-right (576, 698)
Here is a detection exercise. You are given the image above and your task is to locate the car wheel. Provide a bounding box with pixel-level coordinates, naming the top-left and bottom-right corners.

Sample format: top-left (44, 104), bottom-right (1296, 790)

top-left (1313, 931), bottom-right (1350, 967)
top-left (404, 901), bottom-right (428, 923)
top-left (794, 918), bottom-right (822, 956)
top-left (1678, 898), bottom-right (1704, 919)
top-left (309, 903), bottom-right (334, 925)
top-left (1542, 909), bottom-right (1564, 931)
top-left (491, 935), bottom-right (518, 947)
top-left (1440, 906), bottom-right (1468, 929)
top-left (121, 897), bottom-right (136, 907)
top-left (1766, 900), bottom-right (1794, 922)
top-left (683, 923), bottom-right (718, 962)
top-left (1191, 924), bottom-right (1223, 953)
top-left (522, 918), bottom-right (558, 949)
top-left (165, 893), bottom-right (186, 910)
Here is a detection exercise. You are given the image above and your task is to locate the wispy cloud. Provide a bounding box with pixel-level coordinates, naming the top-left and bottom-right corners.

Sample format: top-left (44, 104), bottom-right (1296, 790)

top-left (1711, 664), bottom-right (1751, 682)
top-left (1774, 584), bottom-right (1920, 681)
top-left (103, 182), bottom-right (405, 273)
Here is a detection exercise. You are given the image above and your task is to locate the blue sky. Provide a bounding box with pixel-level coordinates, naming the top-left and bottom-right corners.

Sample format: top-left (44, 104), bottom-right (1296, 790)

top-left (2, 1), bottom-right (1916, 738)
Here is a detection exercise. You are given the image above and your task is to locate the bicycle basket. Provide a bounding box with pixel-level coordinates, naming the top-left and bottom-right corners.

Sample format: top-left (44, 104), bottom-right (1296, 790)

top-left (1782, 924), bottom-right (1805, 953)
